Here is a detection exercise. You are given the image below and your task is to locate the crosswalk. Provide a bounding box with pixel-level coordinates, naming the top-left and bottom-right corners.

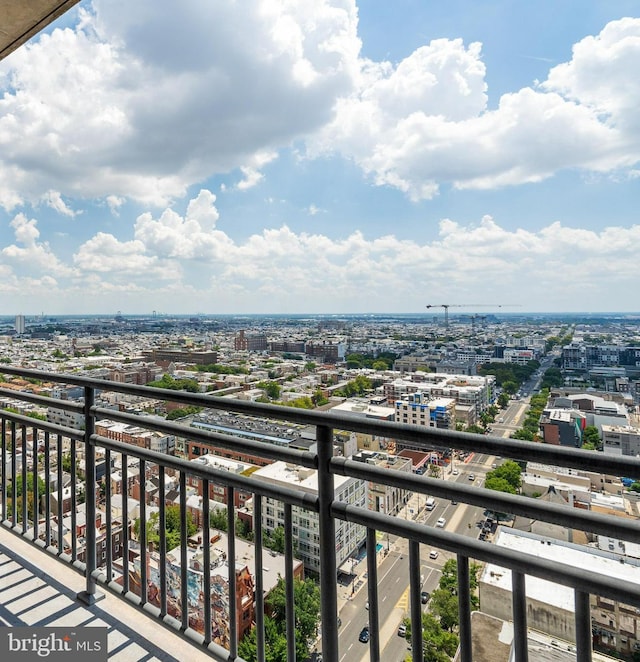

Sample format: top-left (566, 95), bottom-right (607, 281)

top-left (395, 586), bottom-right (410, 612)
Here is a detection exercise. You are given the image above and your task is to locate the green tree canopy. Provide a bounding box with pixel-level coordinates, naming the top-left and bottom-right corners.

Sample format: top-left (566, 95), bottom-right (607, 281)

top-left (402, 612), bottom-right (459, 662)
top-left (134, 505), bottom-right (197, 552)
top-left (148, 374), bottom-right (200, 393)
top-left (582, 425), bottom-right (600, 447)
top-left (488, 459), bottom-right (522, 491)
top-left (257, 380), bottom-right (281, 400)
top-left (239, 577), bottom-right (321, 662)
top-left (497, 392), bottom-right (510, 408)
top-left (484, 476), bottom-right (517, 494)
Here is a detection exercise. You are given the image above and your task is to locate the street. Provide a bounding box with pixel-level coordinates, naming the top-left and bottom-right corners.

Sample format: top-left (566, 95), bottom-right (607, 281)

top-left (329, 454), bottom-right (500, 662)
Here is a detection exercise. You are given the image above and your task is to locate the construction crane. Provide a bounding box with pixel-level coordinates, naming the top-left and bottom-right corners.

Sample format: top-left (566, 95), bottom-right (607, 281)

top-left (425, 304), bottom-right (520, 328)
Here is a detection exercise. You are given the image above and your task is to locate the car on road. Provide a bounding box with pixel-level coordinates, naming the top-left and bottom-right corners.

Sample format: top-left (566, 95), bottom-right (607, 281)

top-left (421, 591), bottom-right (430, 604)
top-left (359, 626), bottom-right (370, 643)
top-left (429, 549), bottom-right (439, 559)
top-left (436, 517), bottom-right (446, 527)
top-left (397, 624), bottom-right (407, 637)
top-left (468, 474), bottom-right (475, 481)
top-left (452, 468), bottom-right (459, 475)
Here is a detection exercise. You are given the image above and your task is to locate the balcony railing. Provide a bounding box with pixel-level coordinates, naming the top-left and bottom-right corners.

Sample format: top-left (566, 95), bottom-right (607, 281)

top-left (1, 365), bottom-right (640, 662)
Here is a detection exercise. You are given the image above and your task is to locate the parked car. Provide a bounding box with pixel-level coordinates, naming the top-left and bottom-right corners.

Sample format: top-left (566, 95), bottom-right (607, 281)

top-left (468, 474), bottom-right (475, 481)
top-left (397, 624), bottom-right (407, 637)
top-left (421, 591), bottom-right (430, 604)
top-left (359, 626), bottom-right (370, 643)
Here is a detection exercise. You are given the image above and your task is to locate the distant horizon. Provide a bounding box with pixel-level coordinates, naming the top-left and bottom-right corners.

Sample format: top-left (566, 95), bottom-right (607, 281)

top-left (5, 311), bottom-right (640, 320)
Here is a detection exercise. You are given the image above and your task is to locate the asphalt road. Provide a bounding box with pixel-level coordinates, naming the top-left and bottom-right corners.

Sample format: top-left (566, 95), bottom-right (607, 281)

top-left (334, 460), bottom-right (497, 662)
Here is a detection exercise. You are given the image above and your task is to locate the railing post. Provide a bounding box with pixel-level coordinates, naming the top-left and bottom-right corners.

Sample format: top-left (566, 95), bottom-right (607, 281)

top-left (457, 554), bottom-right (473, 662)
top-left (409, 540), bottom-right (423, 662)
top-left (511, 570), bottom-right (528, 662)
top-left (366, 527), bottom-right (381, 662)
top-left (575, 590), bottom-right (592, 662)
top-left (317, 423), bottom-right (338, 662)
top-left (284, 503), bottom-right (296, 661)
top-left (78, 385), bottom-right (104, 605)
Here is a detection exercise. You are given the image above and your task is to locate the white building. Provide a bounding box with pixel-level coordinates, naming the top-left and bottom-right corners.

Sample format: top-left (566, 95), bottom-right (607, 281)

top-left (252, 461), bottom-right (367, 574)
top-left (383, 372), bottom-right (495, 424)
top-left (480, 528), bottom-right (640, 658)
top-left (15, 314), bottom-right (25, 334)
top-left (602, 424), bottom-right (640, 457)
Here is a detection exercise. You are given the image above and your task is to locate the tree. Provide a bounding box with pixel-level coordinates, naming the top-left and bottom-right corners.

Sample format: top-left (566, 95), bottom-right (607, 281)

top-left (497, 393), bottom-right (510, 408)
top-left (428, 559), bottom-right (481, 633)
top-left (267, 577), bottom-right (320, 655)
top-left (7, 473), bottom-right (48, 520)
top-left (240, 578), bottom-right (321, 662)
top-left (502, 381), bottom-right (518, 395)
top-left (484, 476), bottom-right (517, 494)
top-left (148, 374), bottom-right (200, 393)
top-left (264, 525), bottom-right (285, 553)
top-left (258, 381), bottom-right (281, 400)
top-left (429, 588), bottom-right (460, 631)
top-left (238, 615), bottom-right (287, 662)
top-left (135, 505), bottom-right (197, 552)
top-left (311, 389), bottom-right (328, 406)
top-left (402, 612), bottom-right (458, 662)
top-left (166, 405), bottom-right (202, 420)
top-left (582, 425), bottom-right (600, 449)
top-left (489, 460), bottom-right (522, 491)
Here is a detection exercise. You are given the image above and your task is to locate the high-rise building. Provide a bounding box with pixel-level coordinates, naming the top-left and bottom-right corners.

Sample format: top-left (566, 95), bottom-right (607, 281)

top-left (15, 315), bottom-right (25, 334)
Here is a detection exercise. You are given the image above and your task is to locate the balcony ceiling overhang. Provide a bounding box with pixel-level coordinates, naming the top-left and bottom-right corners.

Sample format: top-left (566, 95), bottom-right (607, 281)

top-left (0, 1), bottom-right (81, 62)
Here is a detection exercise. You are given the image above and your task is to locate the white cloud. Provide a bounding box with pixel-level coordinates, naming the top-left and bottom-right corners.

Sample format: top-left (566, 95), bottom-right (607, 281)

top-left (311, 18), bottom-right (640, 199)
top-left (133, 189), bottom-right (234, 259)
top-left (1, 214), bottom-right (75, 277)
top-left (0, 0), bottom-right (360, 209)
top-left (43, 190), bottom-right (78, 217)
top-left (0, 186), bottom-right (637, 312)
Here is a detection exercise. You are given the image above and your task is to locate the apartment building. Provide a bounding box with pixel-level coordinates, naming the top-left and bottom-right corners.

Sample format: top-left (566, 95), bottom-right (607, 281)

top-left (96, 419), bottom-right (175, 454)
top-left (252, 461), bottom-right (367, 574)
top-left (187, 454), bottom-right (255, 508)
top-left (142, 348), bottom-right (218, 366)
top-left (234, 329), bottom-right (268, 351)
top-left (353, 451), bottom-right (411, 516)
top-left (383, 372), bottom-right (494, 424)
top-left (395, 393), bottom-right (456, 429)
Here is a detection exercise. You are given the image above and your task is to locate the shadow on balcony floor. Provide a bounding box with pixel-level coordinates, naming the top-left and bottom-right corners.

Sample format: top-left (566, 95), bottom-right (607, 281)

top-left (0, 528), bottom-right (213, 661)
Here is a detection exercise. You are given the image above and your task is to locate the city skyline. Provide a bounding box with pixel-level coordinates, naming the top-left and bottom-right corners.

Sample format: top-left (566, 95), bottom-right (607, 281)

top-left (0, 1), bottom-right (638, 315)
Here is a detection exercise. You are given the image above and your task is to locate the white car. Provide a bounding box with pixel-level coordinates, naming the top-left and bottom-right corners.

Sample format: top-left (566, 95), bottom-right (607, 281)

top-left (429, 549), bottom-right (439, 559)
top-left (452, 468), bottom-right (459, 475)
top-left (436, 517), bottom-right (446, 528)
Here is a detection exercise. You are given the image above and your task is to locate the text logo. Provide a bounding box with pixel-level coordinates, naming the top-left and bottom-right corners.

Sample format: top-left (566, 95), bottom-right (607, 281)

top-left (0, 628), bottom-right (107, 661)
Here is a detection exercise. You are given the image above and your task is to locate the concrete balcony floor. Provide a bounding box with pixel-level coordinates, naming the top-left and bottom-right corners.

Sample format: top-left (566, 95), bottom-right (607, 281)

top-left (0, 527), bottom-right (213, 662)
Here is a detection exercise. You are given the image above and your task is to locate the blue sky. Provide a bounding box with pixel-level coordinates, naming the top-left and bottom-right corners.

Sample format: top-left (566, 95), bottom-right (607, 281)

top-left (0, 0), bottom-right (638, 315)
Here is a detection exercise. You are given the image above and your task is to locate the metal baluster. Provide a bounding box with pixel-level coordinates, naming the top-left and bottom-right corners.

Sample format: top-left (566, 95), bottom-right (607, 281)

top-left (317, 423), bottom-right (338, 662)
top-left (511, 570), bottom-right (528, 662)
top-left (457, 554), bottom-right (473, 662)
